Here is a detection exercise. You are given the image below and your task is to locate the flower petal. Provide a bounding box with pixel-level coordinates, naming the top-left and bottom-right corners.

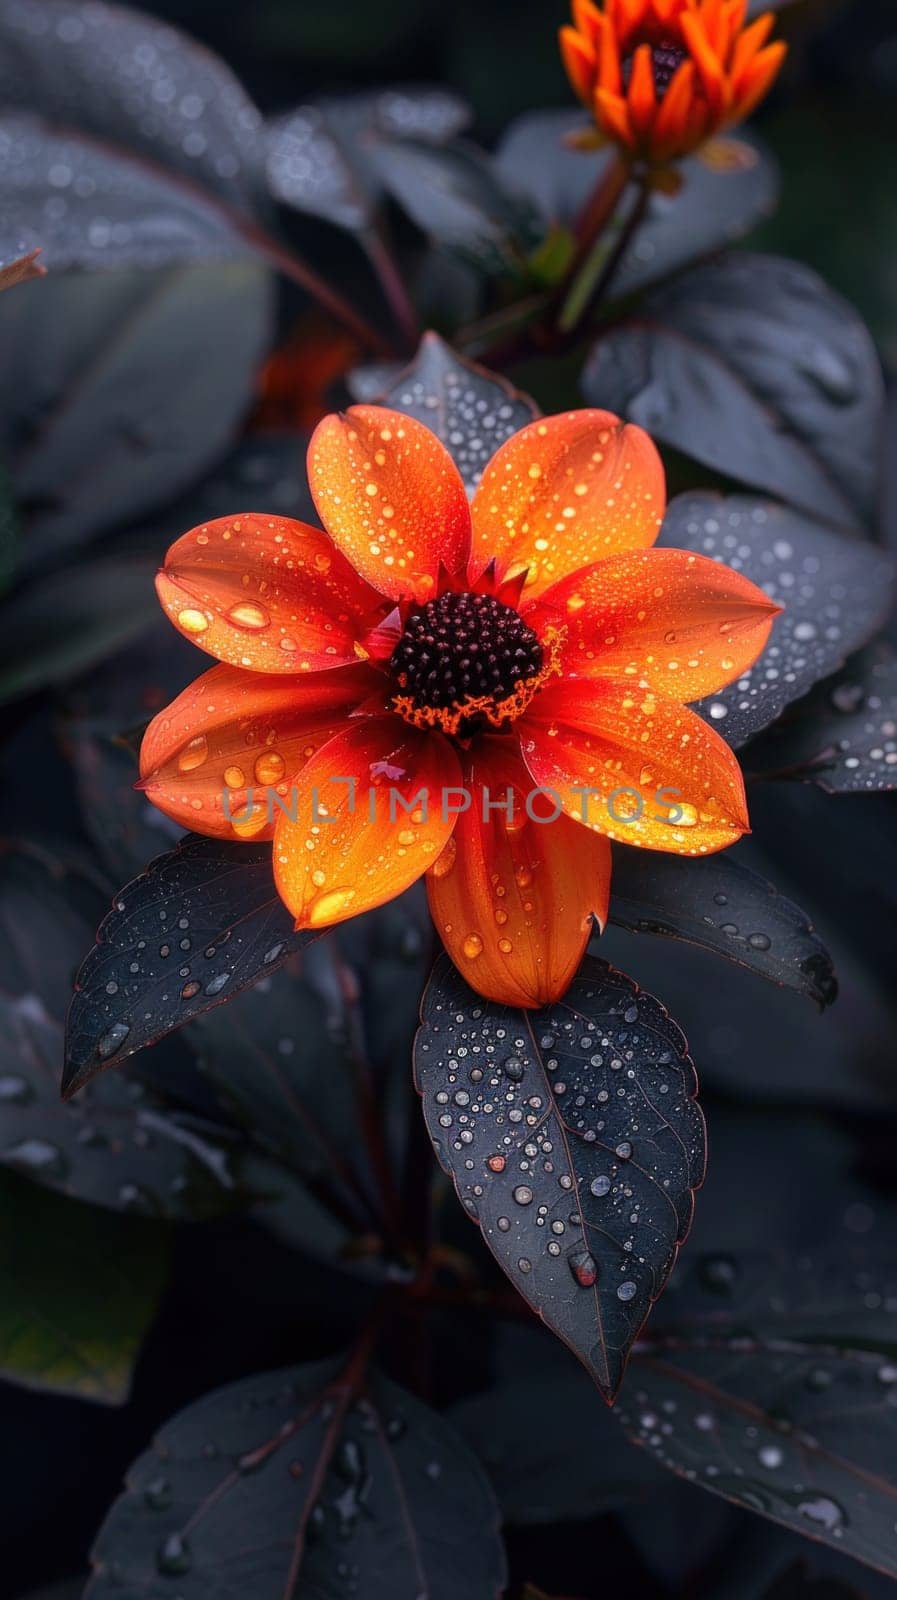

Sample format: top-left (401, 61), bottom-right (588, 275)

top-left (274, 717), bottom-right (461, 928)
top-left (426, 739), bottom-right (611, 1009)
top-left (157, 513), bottom-right (382, 674)
top-left (532, 547), bottom-right (781, 701)
top-left (139, 662), bottom-right (380, 839)
top-left (308, 406), bottom-right (472, 603)
top-left (520, 677), bottom-right (749, 854)
top-left (560, 23), bottom-right (597, 103)
top-left (470, 411), bottom-right (665, 600)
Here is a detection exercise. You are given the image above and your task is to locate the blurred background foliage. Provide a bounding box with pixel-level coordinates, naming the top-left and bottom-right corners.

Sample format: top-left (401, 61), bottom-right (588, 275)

top-left (137, 0), bottom-right (897, 363)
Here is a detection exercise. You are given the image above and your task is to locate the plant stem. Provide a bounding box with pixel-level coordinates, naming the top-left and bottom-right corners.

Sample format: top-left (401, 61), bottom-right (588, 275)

top-left (331, 942), bottom-right (406, 1252)
top-left (572, 153), bottom-right (631, 267)
top-left (558, 174), bottom-right (651, 336)
top-left (243, 219), bottom-right (395, 357)
top-left (362, 226), bottom-right (421, 355)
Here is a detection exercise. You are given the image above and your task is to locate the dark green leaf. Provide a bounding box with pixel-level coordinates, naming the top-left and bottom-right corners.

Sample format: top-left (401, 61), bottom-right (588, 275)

top-left (620, 1252), bottom-right (897, 1580)
top-left (586, 254), bottom-right (884, 530)
top-left (0, 1166), bottom-right (166, 1404)
top-left (414, 953), bottom-right (705, 1402)
top-left (0, 0), bottom-right (264, 211)
top-left (658, 494), bottom-right (893, 747)
top-left (0, 263), bottom-right (273, 568)
top-left (0, 849), bottom-right (267, 1219)
top-left (496, 111), bottom-right (778, 299)
top-left (608, 849), bottom-right (836, 1007)
top-left (0, 552), bottom-right (158, 704)
top-left (0, 116), bottom-right (257, 271)
top-left (348, 331), bottom-right (538, 495)
top-left (0, 843), bottom-right (100, 1019)
top-left (0, 989), bottom-right (261, 1219)
top-left (747, 643), bottom-right (897, 793)
top-left (266, 86), bottom-right (470, 229)
top-left (450, 1326), bottom-right (665, 1523)
top-left (86, 1358), bottom-right (507, 1598)
top-left (366, 137), bottom-right (542, 274)
top-left (0, 456), bottom-right (17, 585)
top-left (63, 835), bottom-right (312, 1099)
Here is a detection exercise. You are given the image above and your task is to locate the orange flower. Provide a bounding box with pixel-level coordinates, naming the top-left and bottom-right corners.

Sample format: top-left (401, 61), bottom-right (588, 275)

top-left (140, 406), bottom-right (780, 1008)
top-left (560, 0), bottom-right (786, 167)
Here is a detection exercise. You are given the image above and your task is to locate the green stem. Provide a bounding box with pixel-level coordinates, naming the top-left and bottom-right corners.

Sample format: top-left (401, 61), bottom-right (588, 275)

top-left (558, 175), bottom-right (651, 335)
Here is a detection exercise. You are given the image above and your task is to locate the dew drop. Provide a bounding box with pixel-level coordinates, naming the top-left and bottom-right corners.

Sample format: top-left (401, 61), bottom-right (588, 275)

top-left (569, 1249), bottom-right (598, 1288)
top-left (255, 751), bottom-right (286, 785)
top-left (97, 1021), bottom-right (131, 1060)
top-left (226, 601), bottom-right (270, 630)
top-left (156, 1532), bottom-right (191, 1577)
top-left (177, 608), bottom-right (208, 635)
top-left (177, 734), bottom-right (209, 773)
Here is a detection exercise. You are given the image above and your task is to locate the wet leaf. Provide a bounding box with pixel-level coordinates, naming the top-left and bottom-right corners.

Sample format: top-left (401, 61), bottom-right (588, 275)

top-left (0, 262), bottom-right (273, 568)
top-left (366, 137), bottom-right (542, 274)
top-left (0, 240), bottom-right (44, 291)
top-left (0, 116), bottom-right (255, 270)
top-left (0, 0), bottom-right (264, 212)
top-left (0, 552), bottom-right (159, 704)
top-left (0, 848), bottom-right (267, 1219)
top-left (348, 331), bottom-right (539, 495)
top-left (450, 1325), bottom-right (665, 1523)
top-left (747, 643), bottom-right (897, 793)
top-left (620, 1252), bottom-right (897, 1580)
top-left (266, 86), bottom-right (470, 229)
top-left (1, 989), bottom-right (261, 1220)
top-left (63, 835), bottom-right (313, 1099)
top-left (0, 1166), bottom-right (167, 1404)
top-left (585, 254), bottom-right (884, 531)
top-left (188, 955), bottom-right (384, 1232)
top-left (0, 458), bottom-right (17, 585)
top-left (658, 494), bottom-right (894, 747)
top-left (608, 849), bottom-right (837, 1007)
top-left (0, 843), bottom-right (104, 1021)
top-left (414, 953), bottom-right (705, 1403)
top-left (496, 111), bottom-right (778, 300)
top-left (86, 1357), bottom-right (507, 1598)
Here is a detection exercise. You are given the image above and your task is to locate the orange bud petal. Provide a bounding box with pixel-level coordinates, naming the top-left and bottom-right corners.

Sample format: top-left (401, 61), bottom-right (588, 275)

top-left (595, 87), bottom-right (635, 149)
top-left (680, 11), bottom-right (728, 116)
top-left (533, 547), bottom-right (781, 702)
top-left (273, 717), bottom-right (461, 928)
top-left (426, 738), bottom-right (612, 1009)
top-left (731, 40), bottom-right (787, 121)
top-left (520, 677), bottom-right (750, 855)
top-left (730, 11), bottom-right (774, 80)
top-left (308, 406), bottom-right (471, 604)
top-left (652, 59), bottom-right (698, 159)
top-left (626, 42), bottom-right (658, 143)
top-left (471, 411), bottom-right (665, 602)
top-left (560, 24), bottom-right (598, 105)
top-left (157, 514), bottom-right (381, 674)
top-left (139, 662), bottom-right (379, 839)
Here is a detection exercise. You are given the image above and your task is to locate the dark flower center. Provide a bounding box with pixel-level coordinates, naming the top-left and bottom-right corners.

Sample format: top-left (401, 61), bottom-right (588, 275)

top-left (623, 40), bottom-right (687, 100)
top-left (389, 591), bottom-right (544, 733)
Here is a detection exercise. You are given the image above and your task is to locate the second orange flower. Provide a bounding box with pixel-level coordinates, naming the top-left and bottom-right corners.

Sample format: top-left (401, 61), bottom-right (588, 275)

top-left (140, 405), bottom-right (779, 1009)
top-left (560, 0), bottom-right (787, 167)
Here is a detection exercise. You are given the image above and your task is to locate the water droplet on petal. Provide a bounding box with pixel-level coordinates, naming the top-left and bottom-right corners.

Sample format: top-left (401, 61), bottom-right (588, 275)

top-left (226, 601), bottom-right (270, 630)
